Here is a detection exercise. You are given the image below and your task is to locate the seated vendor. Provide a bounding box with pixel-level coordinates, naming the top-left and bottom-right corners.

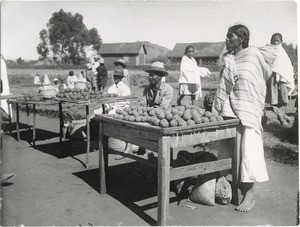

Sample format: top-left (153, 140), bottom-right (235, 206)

top-left (87, 66), bottom-right (132, 159)
top-left (135, 61), bottom-right (174, 157)
top-left (93, 65), bottom-right (131, 115)
top-left (141, 61), bottom-right (173, 109)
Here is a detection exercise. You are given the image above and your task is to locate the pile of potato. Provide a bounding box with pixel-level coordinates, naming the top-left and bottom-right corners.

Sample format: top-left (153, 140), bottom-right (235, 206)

top-left (56, 88), bottom-right (118, 101)
top-left (18, 95), bottom-right (44, 102)
top-left (113, 105), bottom-right (223, 128)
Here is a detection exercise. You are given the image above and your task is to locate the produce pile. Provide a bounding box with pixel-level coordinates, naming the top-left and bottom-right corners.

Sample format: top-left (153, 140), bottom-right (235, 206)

top-left (113, 105), bottom-right (223, 128)
top-left (17, 95), bottom-right (44, 102)
top-left (56, 88), bottom-right (118, 101)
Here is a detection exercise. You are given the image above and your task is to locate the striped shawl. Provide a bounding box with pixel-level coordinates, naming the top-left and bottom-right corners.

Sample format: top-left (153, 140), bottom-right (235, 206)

top-left (213, 46), bottom-right (278, 133)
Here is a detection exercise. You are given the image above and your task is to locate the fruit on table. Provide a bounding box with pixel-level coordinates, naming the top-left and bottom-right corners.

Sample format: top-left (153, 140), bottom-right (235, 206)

top-left (113, 104), bottom-right (224, 128)
top-left (56, 88), bottom-right (118, 101)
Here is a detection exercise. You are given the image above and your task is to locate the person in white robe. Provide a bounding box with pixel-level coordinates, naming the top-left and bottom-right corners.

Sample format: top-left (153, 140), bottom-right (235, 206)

top-left (1, 55), bottom-right (12, 116)
top-left (265, 33), bottom-right (295, 107)
top-left (177, 45), bottom-right (211, 105)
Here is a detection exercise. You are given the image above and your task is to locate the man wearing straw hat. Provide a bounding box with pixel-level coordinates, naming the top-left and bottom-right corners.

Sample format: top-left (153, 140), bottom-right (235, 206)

top-left (141, 61), bottom-right (173, 109)
top-left (114, 59), bottom-right (130, 86)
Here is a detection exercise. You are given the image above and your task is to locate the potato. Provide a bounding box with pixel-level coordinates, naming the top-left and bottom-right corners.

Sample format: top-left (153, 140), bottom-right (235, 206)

top-left (169, 119), bottom-right (178, 127)
top-left (160, 119), bottom-right (169, 128)
top-left (210, 116), bottom-right (218, 122)
top-left (165, 112), bottom-right (173, 121)
top-left (187, 120), bottom-right (196, 125)
top-left (202, 117), bottom-right (210, 123)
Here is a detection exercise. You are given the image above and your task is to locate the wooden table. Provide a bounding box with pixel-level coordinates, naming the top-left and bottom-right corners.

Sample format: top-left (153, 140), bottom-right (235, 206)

top-left (95, 115), bottom-right (241, 226)
top-left (4, 95), bottom-right (137, 168)
top-left (55, 95), bottom-right (138, 168)
top-left (6, 99), bottom-right (58, 146)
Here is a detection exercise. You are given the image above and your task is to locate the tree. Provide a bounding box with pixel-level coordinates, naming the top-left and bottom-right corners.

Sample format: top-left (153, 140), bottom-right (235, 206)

top-left (36, 29), bottom-right (50, 60)
top-left (37, 9), bottom-right (102, 65)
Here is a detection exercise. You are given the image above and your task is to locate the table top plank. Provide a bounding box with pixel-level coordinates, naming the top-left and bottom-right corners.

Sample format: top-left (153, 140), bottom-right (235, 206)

top-left (96, 114), bottom-right (240, 136)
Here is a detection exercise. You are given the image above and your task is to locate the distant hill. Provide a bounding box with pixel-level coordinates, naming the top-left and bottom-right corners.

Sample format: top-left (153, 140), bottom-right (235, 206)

top-left (143, 42), bottom-right (171, 64)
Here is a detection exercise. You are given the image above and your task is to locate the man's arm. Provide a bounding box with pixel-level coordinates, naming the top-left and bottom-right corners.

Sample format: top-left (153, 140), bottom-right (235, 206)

top-left (160, 84), bottom-right (173, 109)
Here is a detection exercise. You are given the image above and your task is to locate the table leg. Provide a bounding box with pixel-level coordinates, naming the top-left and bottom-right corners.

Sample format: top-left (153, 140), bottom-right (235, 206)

top-left (102, 104), bottom-right (105, 114)
top-left (157, 137), bottom-right (170, 226)
top-left (59, 102), bottom-right (63, 144)
top-left (231, 124), bottom-right (242, 206)
top-left (86, 104), bottom-right (90, 168)
top-left (99, 121), bottom-right (108, 194)
top-left (32, 104), bottom-right (36, 147)
top-left (26, 104), bottom-right (30, 130)
top-left (8, 102), bottom-right (12, 136)
top-left (16, 103), bottom-right (20, 141)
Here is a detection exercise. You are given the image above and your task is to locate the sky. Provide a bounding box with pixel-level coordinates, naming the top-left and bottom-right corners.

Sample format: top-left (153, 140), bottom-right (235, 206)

top-left (1, 0), bottom-right (298, 60)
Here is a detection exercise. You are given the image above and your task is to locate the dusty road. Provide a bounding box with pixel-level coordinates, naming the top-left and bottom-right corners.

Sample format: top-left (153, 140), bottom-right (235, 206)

top-left (0, 110), bottom-right (298, 226)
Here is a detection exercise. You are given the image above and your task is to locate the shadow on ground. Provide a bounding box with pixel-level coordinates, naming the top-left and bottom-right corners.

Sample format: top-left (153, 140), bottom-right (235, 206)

top-left (73, 161), bottom-right (179, 226)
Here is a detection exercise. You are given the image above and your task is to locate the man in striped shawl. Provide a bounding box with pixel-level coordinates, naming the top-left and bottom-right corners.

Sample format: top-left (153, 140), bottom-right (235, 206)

top-left (212, 24), bottom-right (277, 212)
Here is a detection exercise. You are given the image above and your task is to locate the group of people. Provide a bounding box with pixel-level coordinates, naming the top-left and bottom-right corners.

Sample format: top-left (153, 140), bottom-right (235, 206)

top-left (93, 24), bottom-right (295, 213)
top-left (2, 23), bottom-right (296, 214)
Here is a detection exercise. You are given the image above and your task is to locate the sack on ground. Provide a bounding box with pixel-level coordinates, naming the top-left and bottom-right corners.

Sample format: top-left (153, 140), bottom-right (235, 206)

top-left (188, 173), bottom-right (216, 206)
top-left (215, 176), bottom-right (232, 205)
top-left (188, 152), bottom-right (218, 206)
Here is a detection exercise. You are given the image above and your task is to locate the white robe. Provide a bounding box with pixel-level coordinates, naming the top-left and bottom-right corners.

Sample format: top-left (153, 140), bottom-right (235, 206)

top-left (178, 55), bottom-right (211, 99)
top-left (272, 44), bottom-right (295, 95)
top-left (1, 57), bottom-right (12, 116)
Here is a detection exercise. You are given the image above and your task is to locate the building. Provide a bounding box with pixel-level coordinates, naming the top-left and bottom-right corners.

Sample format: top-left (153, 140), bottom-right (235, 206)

top-left (167, 42), bottom-right (226, 67)
top-left (99, 42), bottom-right (147, 66)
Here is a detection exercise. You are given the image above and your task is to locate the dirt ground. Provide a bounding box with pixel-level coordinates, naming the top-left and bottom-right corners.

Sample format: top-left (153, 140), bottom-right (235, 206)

top-left (0, 106), bottom-right (299, 226)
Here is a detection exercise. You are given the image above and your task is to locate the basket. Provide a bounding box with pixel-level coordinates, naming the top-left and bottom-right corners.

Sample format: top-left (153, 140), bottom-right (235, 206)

top-left (38, 86), bottom-right (57, 98)
top-left (74, 81), bottom-right (87, 89)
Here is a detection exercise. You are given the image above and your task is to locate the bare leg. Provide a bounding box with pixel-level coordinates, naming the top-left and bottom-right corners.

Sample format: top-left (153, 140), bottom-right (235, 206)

top-left (235, 182), bottom-right (255, 212)
top-left (191, 95), bottom-right (196, 106)
top-left (177, 95), bottom-right (185, 106)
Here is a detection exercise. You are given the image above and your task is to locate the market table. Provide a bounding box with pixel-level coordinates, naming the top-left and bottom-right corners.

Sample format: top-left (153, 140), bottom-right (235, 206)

top-left (6, 98), bottom-right (58, 146)
top-left (55, 95), bottom-right (138, 168)
top-left (95, 115), bottom-right (241, 226)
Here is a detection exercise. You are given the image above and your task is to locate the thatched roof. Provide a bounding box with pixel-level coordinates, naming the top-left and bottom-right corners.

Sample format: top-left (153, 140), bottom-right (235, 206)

top-left (167, 42), bottom-right (226, 58)
top-left (100, 42), bottom-right (147, 55)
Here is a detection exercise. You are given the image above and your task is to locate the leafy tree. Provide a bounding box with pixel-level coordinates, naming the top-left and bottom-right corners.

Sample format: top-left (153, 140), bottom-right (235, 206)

top-left (36, 29), bottom-right (49, 60)
top-left (37, 9), bottom-right (102, 65)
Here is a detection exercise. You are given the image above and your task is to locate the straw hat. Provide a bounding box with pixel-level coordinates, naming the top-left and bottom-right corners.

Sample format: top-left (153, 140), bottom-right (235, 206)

top-left (113, 66), bottom-right (125, 77)
top-left (144, 61), bottom-right (168, 76)
top-left (99, 57), bottom-right (105, 64)
top-left (86, 62), bottom-right (93, 70)
top-left (114, 59), bottom-right (127, 68)
top-left (94, 54), bottom-right (101, 60)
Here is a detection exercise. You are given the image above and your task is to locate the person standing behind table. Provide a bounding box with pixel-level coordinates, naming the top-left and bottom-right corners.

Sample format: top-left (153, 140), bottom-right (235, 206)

top-left (96, 58), bottom-right (108, 92)
top-left (265, 33), bottom-right (295, 108)
top-left (86, 63), bottom-right (95, 90)
top-left (177, 45), bottom-right (211, 106)
top-left (141, 61), bottom-right (173, 109)
top-left (212, 24), bottom-right (278, 212)
top-left (114, 59), bottom-right (130, 86)
top-left (92, 55), bottom-right (101, 90)
top-left (66, 71), bottom-right (79, 89)
top-left (34, 73), bottom-right (42, 85)
top-left (53, 78), bottom-right (60, 93)
top-left (78, 71), bottom-right (87, 82)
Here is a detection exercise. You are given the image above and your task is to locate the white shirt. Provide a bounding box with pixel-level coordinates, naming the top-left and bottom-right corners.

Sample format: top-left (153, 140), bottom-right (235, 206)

top-left (66, 75), bottom-right (79, 89)
top-left (107, 81), bottom-right (131, 114)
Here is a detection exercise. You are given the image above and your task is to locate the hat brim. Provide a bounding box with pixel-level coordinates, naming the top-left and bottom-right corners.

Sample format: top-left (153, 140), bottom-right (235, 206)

top-left (113, 73), bottom-right (125, 77)
top-left (144, 68), bottom-right (168, 76)
top-left (114, 61), bottom-right (126, 68)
